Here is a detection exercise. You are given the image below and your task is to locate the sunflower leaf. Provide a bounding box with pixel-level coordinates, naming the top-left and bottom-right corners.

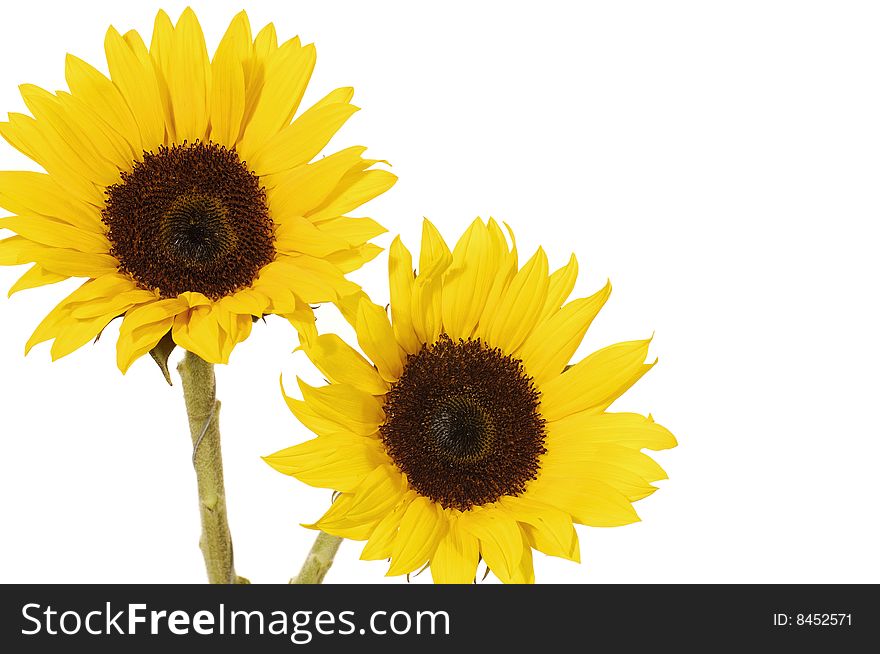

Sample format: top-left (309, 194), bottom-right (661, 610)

top-left (148, 331), bottom-right (176, 386)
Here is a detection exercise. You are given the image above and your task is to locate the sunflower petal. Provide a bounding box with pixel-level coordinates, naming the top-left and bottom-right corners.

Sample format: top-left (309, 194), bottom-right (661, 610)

top-left (529, 476), bottom-right (641, 528)
top-left (440, 218), bottom-right (496, 340)
top-left (297, 378), bottom-right (385, 436)
top-left (116, 313), bottom-right (175, 373)
top-left (249, 101), bottom-right (358, 176)
top-left (275, 215), bottom-right (351, 257)
top-left (263, 434), bottom-right (386, 492)
top-left (209, 11), bottom-right (251, 148)
top-left (499, 495), bottom-right (579, 562)
top-left (0, 216), bottom-right (109, 253)
top-left (539, 254), bottom-right (578, 322)
top-left (547, 412), bottom-right (677, 451)
top-left (355, 298), bottom-right (404, 383)
top-left (265, 146), bottom-right (367, 218)
top-left (307, 465), bottom-right (405, 538)
top-left (411, 219), bottom-right (452, 345)
top-left (8, 264), bottom-right (67, 296)
top-left (388, 236), bottom-right (420, 353)
top-left (460, 510), bottom-right (525, 584)
top-left (239, 39), bottom-right (315, 160)
top-left (540, 339), bottom-right (655, 420)
top-left (360, 494), bottom-right (414, 561)
top-left (0, 171), bottom-right (102, 233)
top-left (104, 26), bottom-right (165, 149)
top-left (517, 281), bottom-right (611, 383)
top-left (306, 169), bottom-right (397, 224)
top-left (168, 7), bottom-right (210, 143)
top-left (65, 54), bottom-right (141, 153)
top-left (299, 331), bottom-right (388, 395)
top-left (387, 497), bottom-right (448, 576)
top-left (430, 514), bottom-right (480, 584)
top-left (172, 305), bottom-right (224, 363)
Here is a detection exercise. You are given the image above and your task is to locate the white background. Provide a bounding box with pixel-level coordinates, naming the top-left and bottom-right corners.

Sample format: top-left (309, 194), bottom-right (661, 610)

top-left (1, 0), bottom-right (878, 584)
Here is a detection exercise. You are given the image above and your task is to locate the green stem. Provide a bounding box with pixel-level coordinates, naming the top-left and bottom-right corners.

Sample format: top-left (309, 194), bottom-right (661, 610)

top-left (290, 532), bottom-right (343, 584)
top-left (178, 351), bottom-right (248, 584)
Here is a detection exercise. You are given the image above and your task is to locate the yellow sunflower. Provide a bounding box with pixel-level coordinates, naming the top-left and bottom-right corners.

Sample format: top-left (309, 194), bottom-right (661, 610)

top-left (266, 218), bottom-right (677, 584)
top-left (0, 8), bottom-right (394, 370)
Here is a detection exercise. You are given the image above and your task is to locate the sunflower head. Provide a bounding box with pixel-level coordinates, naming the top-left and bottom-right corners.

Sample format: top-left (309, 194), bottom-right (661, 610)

top-left (265, 218), bottom-right (677, 584)
top-left (0, 8), bottom-right (395, 371)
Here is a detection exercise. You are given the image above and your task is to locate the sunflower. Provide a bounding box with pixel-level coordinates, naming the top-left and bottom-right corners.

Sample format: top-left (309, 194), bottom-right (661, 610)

top-left (265, 218), bottom-right (677, 584)
top-left (0, 8), bottom-right (395, 370)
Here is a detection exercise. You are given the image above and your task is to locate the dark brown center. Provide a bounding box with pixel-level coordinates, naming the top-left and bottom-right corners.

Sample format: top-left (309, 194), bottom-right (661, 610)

top-left (102, 142), bottom-right (275, 300)
top-left (380, 334), bottom-right (546, 511)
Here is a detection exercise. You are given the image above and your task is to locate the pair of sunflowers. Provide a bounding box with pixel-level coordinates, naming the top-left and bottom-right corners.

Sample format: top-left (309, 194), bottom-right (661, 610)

top-left (0, 9), bottom-right (676, 584)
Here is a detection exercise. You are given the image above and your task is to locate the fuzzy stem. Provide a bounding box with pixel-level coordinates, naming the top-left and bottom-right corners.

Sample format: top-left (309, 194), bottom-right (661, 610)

top-left (178, 351), bottom-right (247, 584)
top-left (290, 532), bottom-right (343, 584)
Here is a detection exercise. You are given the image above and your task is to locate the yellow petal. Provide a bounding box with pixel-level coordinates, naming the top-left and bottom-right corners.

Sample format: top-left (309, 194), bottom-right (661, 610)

top-left (411, 219), bottom-right (452, 345)
top-left (238, 39), bottom-right (315, 160)
top-left (387, 497), bottom-right (448, 576)
top-left (0, 171), bottom-right (103, 233)
top-left (539, 254), bottom-right (578, 322)
top-left (307, 465), bottom-right (405, 539)
top-left (263, 434), bottom-right (386, 492)
top-left (324, 243), bottom-right (383, 274)
top-left (65, 53), bottom-right (141, 154)
top-left (281, 375), bottom-right (350, 438)
top-left (0, 236), bottom-right (39, 266)
top-left (299, 332), bottom-right (388, 395)
top-left (49, 312), bottom-right (120, 361)
top-left (57, 88), bottom-right (136, 172)
top-left (361, 494), bottom-right (414, 561)
top-left (168, 8), bottom-right (210, 143)
top-left (116, 313), bottom-right (175, 373)
top-left (499, 495), bottom-right (579, 562)
top-left (104, 27), bottom-right (165, 149)
top-left (0, 216), bottom-right (109, 253)
top-left (541, 457), bottom-right (658, 503)
top-left (259, 255), bottom-right (360, 304)
top-left (314, 216), bottom-right (386, 247)
top-left (298, 378), bottom-right (385, 436)
top-left (460, 509), bottom-right (525, 584)
top-left (355, 298), bottom-right (404, 383)
top-left (172, 305), bottom-right (224, 363)
top-left (546, 412), bottom-right (677, 451)
top-left (430, 514), bottom-right (480, 584)
top-left (540, 339), bottom-right (655, 421)
top-left (304, 494), bottom-right (374, 540)
top-left (274, 215), bottom-right (351, 257)
top-left (481, 247), bottom-right (549, 352)
top-left (517, 281), bottom-right (611, 384)
top-left (218, 289), bottom-right (270, 317)
top-left (440, 218), bottom-right (496, 340)
top-left (28, 274), bottom-right (135, 356)
top-left (248, 101), bottom-right (359, 176)
top-left (253, 22), bottom-right (278, 57)
top-left (8, 264), bottom-right (67, 297)
top-left (306, 169), bottom-right (397, 224)
top-left (528, 476), bottom-right (641, 528)
top-left (209, 11), bottom-right (251, 148)
top-left (0, 114), bottom-right (104, 206)
top-left (388, 236), bottom-right (420, 354)
top-left (265, 146), bottom-right (367, 218)
top-left (477, 219), bottom-right (518, 323)
top-left (18, 85), bottom-right (122, 186)
top-left (69, 288), bottom-right (157, 320)
top-left (30, 247), bottom-right (118, 278)
top-left (148, 9), bottom-right (176, 143)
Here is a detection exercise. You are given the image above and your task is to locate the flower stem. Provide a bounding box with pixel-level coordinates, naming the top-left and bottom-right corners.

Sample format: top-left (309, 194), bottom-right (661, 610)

top-left (178, 350), bottom-right (248, 584)
top-left (290, 532), bottom-right (343, 584)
